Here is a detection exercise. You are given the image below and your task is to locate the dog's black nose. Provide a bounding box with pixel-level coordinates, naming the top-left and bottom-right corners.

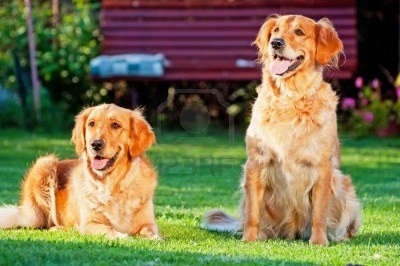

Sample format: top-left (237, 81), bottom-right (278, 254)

top-left (270, 38), bottom-right (285, 50)
top-left (91, 139), bottom-right (105, 151)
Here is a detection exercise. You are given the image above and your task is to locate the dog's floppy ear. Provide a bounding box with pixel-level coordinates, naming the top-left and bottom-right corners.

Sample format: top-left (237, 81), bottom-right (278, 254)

top-left (253, 14), bottom-right (279, 62)
top-left (129, 109), bottom-right (156, 157)
top-left (71, 106), bottom-right (94, 156)
top-left (315, 18), bottom-right (343, 67)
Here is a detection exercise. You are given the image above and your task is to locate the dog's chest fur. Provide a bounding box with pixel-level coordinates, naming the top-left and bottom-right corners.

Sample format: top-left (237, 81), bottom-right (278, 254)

top-left (248, 85), bottom-right (337, 164)
top-left (79, 159), bottom-right (149, 234)
top-left (245, 85), bottom-right (338, 216)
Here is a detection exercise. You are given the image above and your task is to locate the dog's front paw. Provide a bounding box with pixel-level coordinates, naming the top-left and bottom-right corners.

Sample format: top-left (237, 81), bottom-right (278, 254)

top-left (309, 233), bottom-right (329, 246)
top-left (105, 230), bottom-right (129, 240)
top-left (147, 233), bottom-right (162, 241)
top-left (242, 227), bottom-right (258, 242)
top-left (113, 231), bottom-right (129, 239)
top-left (49, 226), bottom-right (67, 231)
top-left (139, 226), bottom-right (161, 240)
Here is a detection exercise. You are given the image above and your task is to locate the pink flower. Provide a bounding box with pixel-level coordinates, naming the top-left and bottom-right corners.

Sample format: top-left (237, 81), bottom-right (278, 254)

top-left (363, 112), bottom-right (374, 123)
top-left (341, 97), bottom-right (356, 110)
top-left (355, 77), bottom-right (363, 89)
top-left (371, 78), bottom-right (380, 89)
top-left (396, 87), bottom-right (400, 100)
top-left (361, 98), bottom-right (369, 106)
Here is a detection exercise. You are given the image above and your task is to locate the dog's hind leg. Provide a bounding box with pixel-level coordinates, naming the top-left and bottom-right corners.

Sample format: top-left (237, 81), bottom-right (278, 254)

top-left (0, 155), bottom-right (59, 229)
top-left (326, 171), bottom-right (361, 242)
top-left (341, 175), bottom-right (361, 239)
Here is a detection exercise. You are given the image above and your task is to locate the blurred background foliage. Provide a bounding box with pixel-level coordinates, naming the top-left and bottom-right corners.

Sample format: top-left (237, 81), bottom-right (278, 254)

top-left (0, 0), bottom-right (109, 131)
top-left (0, 0), bottom-right (398, 137)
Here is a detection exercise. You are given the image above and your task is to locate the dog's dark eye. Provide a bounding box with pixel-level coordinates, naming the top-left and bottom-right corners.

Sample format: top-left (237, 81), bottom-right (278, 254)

top-left (111, 122), bottom-right (120, 129)
top-left (273, 27), bottom-right (279, 32)
top-left (295, 29), bottom-right (304, 36)
top-left (88, 121), bottom-right (95, 127)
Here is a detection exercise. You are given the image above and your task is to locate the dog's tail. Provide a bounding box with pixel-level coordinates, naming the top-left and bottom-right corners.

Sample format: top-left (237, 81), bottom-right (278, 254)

top-left (0, 203), bottom-right (50, 229)
top-left (201, 209), bottom-right (242, 234)
top-left (0, 205), bottom-right (20, 229)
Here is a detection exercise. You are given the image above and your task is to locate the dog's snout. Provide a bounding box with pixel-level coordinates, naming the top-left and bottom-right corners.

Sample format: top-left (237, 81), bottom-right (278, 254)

top-left (270, 38), bottom-right (285, 50)
top-left (91, 139), bottom-right (105, 151)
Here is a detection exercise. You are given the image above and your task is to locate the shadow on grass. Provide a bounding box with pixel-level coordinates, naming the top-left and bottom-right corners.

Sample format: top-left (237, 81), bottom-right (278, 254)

top-left (204, 229), bottom-right (399, 249)
top-left (198, 203), bottom-right (399, 250)
top-left (201, 228), bottom-right (242, 240)
top-left (0, 238), bottom-right (315, 265)
top-left (349, 231), bottom-right (400, 246)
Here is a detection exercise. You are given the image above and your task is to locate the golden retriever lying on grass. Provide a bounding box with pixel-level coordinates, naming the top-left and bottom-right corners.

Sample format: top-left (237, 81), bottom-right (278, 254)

top-left (203, 15), bottom-right (361, 245)
top-left (0, 104), bottom-right (159, 239)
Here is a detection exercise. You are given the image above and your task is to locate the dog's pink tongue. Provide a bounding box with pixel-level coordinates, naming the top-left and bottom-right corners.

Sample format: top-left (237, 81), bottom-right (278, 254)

top-left (270, 58), bottom-right (292, 75)
top-left (92, 158), bottom-right (109, 170)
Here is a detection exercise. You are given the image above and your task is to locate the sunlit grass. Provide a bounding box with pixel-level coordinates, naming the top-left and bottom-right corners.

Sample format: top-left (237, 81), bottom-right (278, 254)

top-left (0, 129), bottom-right (399, 265)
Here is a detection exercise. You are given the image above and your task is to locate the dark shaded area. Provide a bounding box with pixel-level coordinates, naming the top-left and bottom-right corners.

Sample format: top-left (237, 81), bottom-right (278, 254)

top-left (0, 238), bottom-right (311, 265)
top-left (349, 0), bottom-right (399, 94)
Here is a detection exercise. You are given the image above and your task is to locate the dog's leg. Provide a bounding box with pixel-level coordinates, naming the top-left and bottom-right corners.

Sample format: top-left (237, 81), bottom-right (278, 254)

top-left (0, 155), bottom-right (60, 229)
top-left (133, 200), bottom-right (160, 240)
top-left (334, 173), bottom-right (362, 241)
top-left (242, 160), bottom-right (264, 242)
top-left (310, 160), bottom-right (333, 245)
top-left (21, 155), bottom-right (60, 228)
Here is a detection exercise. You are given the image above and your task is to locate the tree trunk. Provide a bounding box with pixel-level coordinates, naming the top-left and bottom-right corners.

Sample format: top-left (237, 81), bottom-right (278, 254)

top-left (25, 0), bottom-right (40, 121)
top-left (52, 0), bottom-right (59, 28)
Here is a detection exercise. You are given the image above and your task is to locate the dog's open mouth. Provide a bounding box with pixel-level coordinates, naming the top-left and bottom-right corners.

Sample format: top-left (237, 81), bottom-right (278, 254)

top-left (91, 153), bottom-right (118, 171)
top-left (271, 54), bottom-right (304, 75)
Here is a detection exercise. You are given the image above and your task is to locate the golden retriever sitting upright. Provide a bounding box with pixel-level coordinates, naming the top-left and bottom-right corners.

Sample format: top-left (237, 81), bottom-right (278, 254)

top-left (0, 104), bottom-right (159, 239)
top-left (203, 15), bottom-right (361, 245)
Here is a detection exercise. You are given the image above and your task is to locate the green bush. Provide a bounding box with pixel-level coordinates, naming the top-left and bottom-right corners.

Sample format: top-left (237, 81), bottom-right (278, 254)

top-left (0, 96), bottom-right (24, 129)
top-left (0, 0), bottom-right (110, 130)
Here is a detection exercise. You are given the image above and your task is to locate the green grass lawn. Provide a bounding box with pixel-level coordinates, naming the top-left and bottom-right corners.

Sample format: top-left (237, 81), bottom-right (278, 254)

top-left (0, 129), bottom-right (399, 265)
